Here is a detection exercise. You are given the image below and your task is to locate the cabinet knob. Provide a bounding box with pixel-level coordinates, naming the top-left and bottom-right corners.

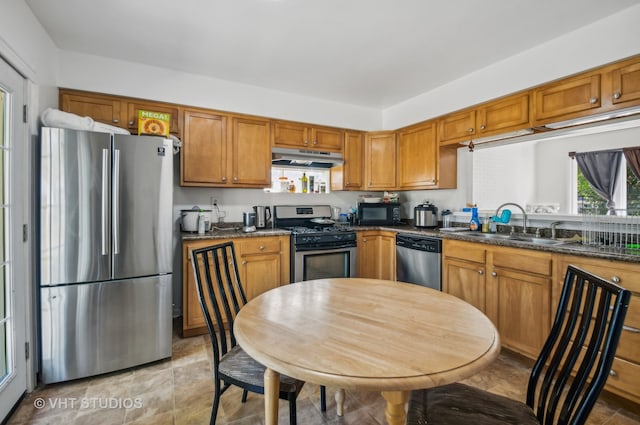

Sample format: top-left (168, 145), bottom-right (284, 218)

top-left (112, 119), bottom-right (119, 123)
top-left (609, 369), bottom-right (617, 377)
top-left (242, 260), bottom-right (247, 265)
top-left (589, 97), bottom-right (598, 104)
top-left (233, 177), bottom-right (238, 182)
top-left (313, 140), bottom-right (318, 145)
top-left (611, 276), bottom-right (621, 283)
top-left (128, 121), bottom-right (135, 126)
top-left (613, 91), bottom-right (622, 99)
top-left (478, 270), bottom-right (484, 275)
top-left (468, 128), bottom-right (474, 133)
top-left (303, 140), bottom-right (309, 145)
top-left (480, 124), bottom-right (486, 130)
top-left (491, 272), bottom-right (497, 277)
top-left (259, 245), bottom-right (265, 250)
top-left (221, 176), bottom-right (227, 182)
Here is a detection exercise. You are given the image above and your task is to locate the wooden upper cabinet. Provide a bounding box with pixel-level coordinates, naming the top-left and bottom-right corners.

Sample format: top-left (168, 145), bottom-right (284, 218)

top-left (272, 120), bottom-right (343, 152)
top-left (364, 131), bottom-right (397, 190)
top-left (230, 116), bottom-right (271, 186)
top-left (398, 122), bottom-right (437, 189)
top-left (476, 92), bottom-right (531, 137)
top-left (126, 101), bottom-right (181, 135)
top-left (331, 131), bottom-right (363, 191)
top-left (60, 91), bottom-right (123, 126)
top-left (438, 109), bottom-right (475, 145)
top-left (181, 110), bottom-right (228, 186)
top-left (533, 72), bottom-right (601, 125)
top-left (610, 58), bottom-right (640, 108)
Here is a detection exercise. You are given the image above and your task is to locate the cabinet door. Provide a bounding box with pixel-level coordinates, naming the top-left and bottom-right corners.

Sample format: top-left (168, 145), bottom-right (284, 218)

top-left (379, 233), bottom-right (396, 280)
top-left (310, 126), bottom-right (343, 152)
top-left (126, 101), bottom-right (181, 135)
top-left (443, 258), bottom-right (486, 313)
top-left (331, 131), bottom-right (364, 190)
top-left (492, 268), bottom-right (551, 358)
top-left (476, 93), bottom-right (531, 136)
top-left (60, 92), bottom-right (123, 126)
top-left (364, 132), bottom-right (397, 190)
top-left (239, 253), bottom-right (282, 300)
top-left (534, 73), bottom-right (601, 124)
top-left (438, 109), bottom-right (475, 145)
top-left (357, 232), bottom-right (379, 278)
top-left (611, 60), bottom-right (640, 108)
top-left (231, 117), bottom-right (271, 186)
top-left (398, 123), bottom-right (437, 189)
top-left (181, 110), bottom-right (228, 186)
top-left (272, 121), bottom-right (308, 148)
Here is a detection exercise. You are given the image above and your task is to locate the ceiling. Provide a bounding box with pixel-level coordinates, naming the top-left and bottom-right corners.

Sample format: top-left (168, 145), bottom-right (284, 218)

top-left (25, 0), bottom-right (639, 109)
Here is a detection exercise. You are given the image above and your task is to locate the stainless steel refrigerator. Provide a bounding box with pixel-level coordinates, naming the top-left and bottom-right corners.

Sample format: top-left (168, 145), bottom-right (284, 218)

top-left (38, 127), bottom-right (173, 384)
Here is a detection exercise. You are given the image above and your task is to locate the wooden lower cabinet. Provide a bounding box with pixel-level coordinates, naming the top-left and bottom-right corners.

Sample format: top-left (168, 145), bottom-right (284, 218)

top-left (443, 240), bottom-right (553, 359)
top-left (357, 231), bottom-right (396, 280)
top-left (555, 255), bottom-right (640, 404)
top-left (182, 235), bottom-right (290, 337)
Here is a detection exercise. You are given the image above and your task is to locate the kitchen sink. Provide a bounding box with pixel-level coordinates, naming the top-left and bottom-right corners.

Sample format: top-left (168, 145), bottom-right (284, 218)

top-left (464, 232), bottom-right (577, 246)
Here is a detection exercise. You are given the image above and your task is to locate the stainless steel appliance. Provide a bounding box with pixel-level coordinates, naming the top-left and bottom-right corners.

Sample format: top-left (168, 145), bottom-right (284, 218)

top-left (38, 127), bottom-right (173, 384)
top-left (242, 211), bottom-right (257, 232)
top-left (253, 205), bottom-right (271, 229)
top-left (271, 147), bottom-right (344, 168)
top-left (414, 201), bottom-right (438, 228)
top-left (274, 205), bottom-right (356, 282)
top-left (357, 202), bottom-right (402, 225)
top-left (396, 234), bottom-right (441, 290)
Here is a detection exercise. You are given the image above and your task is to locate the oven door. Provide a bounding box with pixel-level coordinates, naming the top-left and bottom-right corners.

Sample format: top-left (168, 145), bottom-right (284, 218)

top-left (293, 246), bottom-right (357, 282)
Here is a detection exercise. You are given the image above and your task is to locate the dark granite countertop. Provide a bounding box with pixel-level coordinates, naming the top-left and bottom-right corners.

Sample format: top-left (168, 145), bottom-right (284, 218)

top-left (181, 223), bottom-right (640, 264)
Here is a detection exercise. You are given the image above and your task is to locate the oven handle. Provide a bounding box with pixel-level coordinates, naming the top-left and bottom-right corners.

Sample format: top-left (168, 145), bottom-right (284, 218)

top-left (295, 243), bottom-right (357, 252)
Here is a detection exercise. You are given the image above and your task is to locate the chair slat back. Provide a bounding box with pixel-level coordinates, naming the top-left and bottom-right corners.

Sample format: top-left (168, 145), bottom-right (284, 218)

top-left (191, 242), bottom-right (248, 367)
top-left (526, 265), bottom-right (631, 425)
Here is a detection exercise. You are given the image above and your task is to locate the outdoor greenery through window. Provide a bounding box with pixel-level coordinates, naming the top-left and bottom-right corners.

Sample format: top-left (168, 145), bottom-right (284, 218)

top-left (577, 159), bottom-right (640, 215)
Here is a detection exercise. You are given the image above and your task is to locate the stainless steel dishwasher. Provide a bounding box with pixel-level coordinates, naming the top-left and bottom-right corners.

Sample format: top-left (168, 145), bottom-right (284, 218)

top-left (396, 233), bottom-right (442, 290)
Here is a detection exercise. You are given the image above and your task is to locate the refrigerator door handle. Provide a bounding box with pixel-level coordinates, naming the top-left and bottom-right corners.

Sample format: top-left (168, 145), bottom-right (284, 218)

top-left (113, 149), bottom-right (120, 255)
top-left (101, 149), bottom-right (110, 256)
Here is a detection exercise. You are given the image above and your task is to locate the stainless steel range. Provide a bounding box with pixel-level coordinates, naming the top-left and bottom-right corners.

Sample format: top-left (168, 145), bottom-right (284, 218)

top-left (274, 205), bottom-right (357, 282)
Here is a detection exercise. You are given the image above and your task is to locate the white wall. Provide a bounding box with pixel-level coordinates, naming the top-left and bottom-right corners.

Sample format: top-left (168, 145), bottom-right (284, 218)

top-left (57, 50), bottom-right (382, 131)
top-left (382, 4), bottom-right (640, 130)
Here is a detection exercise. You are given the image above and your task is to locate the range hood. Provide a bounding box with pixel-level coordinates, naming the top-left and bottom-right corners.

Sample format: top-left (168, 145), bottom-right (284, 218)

top-left (272, 147), bottom-right (344, 168)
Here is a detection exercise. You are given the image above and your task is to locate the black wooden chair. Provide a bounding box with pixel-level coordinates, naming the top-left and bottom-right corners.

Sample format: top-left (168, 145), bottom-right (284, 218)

top-left (406, 264), bottom-right (631, 425)
top-left (191, 241), bottom-right (326, 425)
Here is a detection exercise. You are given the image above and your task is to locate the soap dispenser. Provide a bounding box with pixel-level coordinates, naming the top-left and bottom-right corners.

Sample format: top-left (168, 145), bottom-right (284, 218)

top-left (469, 207), bottom-right (480, 231)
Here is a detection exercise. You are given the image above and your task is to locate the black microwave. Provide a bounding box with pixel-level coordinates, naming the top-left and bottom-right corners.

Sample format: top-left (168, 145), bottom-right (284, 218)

top-left (358, 203), bottom-right (402, 225)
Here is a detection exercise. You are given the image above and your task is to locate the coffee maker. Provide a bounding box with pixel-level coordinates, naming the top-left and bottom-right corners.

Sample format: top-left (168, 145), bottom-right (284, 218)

top-left (253, 205), bottom-right (271, 229)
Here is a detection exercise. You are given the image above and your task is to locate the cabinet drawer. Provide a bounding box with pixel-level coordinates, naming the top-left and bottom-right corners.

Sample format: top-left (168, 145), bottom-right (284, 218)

top-left (561, 260), bottom-right (640, 294)
top-left (605, 355), bottom-right (640, 404)
top-left (239, 237), bottom-right (282, 255)
top-left (443, 240), bottom-right (486, 263)
top-left (492, 248), bottom-right (552, 276)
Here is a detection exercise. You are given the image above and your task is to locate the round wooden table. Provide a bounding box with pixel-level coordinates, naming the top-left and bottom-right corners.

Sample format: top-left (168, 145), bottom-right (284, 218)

top-left (234, 278), bottom-right (500, 425)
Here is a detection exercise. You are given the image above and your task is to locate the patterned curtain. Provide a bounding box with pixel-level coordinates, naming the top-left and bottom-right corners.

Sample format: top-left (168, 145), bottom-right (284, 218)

top-left (575, 151), bottom-right (623, 215)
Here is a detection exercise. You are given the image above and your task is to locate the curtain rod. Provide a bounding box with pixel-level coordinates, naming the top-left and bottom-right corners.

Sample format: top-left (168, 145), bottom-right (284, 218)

top-left (568, 146), bottom-right (640, 159)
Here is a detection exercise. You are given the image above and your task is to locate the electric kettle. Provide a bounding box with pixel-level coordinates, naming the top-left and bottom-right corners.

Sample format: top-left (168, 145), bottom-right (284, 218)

top-left (253, 205), bottom-right (271, 229)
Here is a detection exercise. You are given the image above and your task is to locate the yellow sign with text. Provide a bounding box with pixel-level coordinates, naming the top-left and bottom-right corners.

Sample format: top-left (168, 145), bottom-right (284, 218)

top-left (138, 110), bottom-right (170, 136)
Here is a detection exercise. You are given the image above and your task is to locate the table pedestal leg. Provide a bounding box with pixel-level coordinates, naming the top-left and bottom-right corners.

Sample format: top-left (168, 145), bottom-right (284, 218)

top-left (264, 368), bottom-right (280, 425)
top-left (381, 391), bottom-right (409, 425)
top-left (335, 388), bottom-right (345, 416)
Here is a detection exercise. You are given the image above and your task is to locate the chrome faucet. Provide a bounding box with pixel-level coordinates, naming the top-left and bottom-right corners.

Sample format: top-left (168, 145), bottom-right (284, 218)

top-left (495, 203), bottom-right (528, 234)
top-left (550, 221), bottom-right (564, 239)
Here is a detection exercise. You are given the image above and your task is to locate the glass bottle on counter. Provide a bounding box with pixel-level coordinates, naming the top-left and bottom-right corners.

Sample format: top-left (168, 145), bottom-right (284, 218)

top-left (288, 180), bottom-right (296, 193)
top-left (301, 173), bottom-right (308, 193)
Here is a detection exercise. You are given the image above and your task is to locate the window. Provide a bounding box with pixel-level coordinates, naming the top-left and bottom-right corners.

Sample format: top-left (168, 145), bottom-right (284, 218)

top-left (266, 167), bottom-right (331, 193)
top-left (576, 157), bottom-right (640, 215)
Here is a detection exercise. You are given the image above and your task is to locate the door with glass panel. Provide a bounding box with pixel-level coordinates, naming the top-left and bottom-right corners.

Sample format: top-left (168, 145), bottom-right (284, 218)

top-left (0, 57), bottom-right (27, 420)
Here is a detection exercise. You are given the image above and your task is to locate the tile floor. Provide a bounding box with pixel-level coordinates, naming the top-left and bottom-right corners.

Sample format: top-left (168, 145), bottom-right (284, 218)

top-left (6, 325), bottom-right (640, 425)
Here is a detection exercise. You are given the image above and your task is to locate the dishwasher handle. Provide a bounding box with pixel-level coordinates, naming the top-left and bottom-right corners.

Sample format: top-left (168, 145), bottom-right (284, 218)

top-left (396, 233), bottom-right (442, 253)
